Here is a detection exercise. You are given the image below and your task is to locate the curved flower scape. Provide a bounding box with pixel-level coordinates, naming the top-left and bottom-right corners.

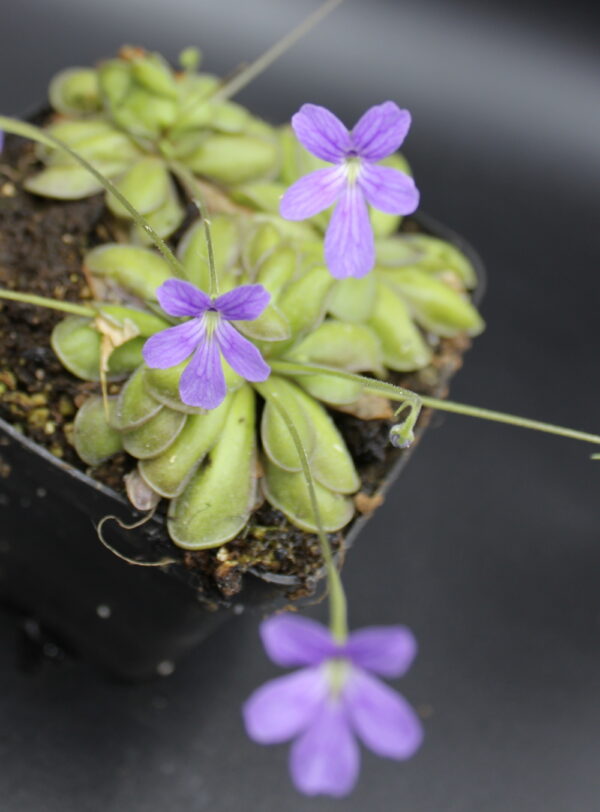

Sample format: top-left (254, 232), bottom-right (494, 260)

top-left (244, 614), bottom-right (422, 797)
top-left (143, 279), bottom-right (271, 409)
top-left (280, 102), bottom-right (420, 279)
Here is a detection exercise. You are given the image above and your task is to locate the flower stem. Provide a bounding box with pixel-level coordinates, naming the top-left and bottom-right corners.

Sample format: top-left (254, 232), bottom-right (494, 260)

top-left (0, 116), bottom-right (185, 280)
top-left (213, 0), bottom-right (344, 102)
top-left (271, 360), bottom-right (421, 406)
top-left (0, 288), bottom-right (95, 317)
top-left (255, 382), bottom-right (348, 642)
top-left (170, 162), bottom-right (219, 296)
top-left (419, 396), bottom-right (600, 445)
top-left (271, 360), bottom-right (600, 447)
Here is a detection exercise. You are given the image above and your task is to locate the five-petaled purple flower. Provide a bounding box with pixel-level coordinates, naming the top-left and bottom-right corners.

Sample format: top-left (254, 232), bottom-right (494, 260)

top-left (143, 279), bottom-right (271, 410)
top-left (280, 102), bottom-right (420, 280)
top-left (243, 614), bottom-right (423, 797)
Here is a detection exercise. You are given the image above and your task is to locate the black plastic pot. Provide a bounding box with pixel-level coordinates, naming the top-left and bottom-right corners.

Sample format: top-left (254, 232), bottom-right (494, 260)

top-left (0, 213), bottom-right (485, 681)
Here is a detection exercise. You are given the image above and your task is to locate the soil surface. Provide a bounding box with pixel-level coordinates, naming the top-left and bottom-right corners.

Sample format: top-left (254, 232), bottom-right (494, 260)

top-left (0, 128), bottom-right (472, 603)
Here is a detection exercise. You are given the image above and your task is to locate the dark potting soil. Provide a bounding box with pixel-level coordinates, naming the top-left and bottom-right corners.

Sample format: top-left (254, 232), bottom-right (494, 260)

top-left (0, 129), bottom-right (472, 601)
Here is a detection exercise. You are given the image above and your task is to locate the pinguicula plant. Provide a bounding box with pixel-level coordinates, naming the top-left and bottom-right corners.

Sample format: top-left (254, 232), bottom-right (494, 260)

top-left (1, 3), bottom-right (600, 798)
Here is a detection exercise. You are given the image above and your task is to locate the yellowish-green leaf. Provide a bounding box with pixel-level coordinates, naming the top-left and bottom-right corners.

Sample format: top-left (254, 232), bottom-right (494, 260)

top-left (287, 320), bottom-right (383, 374)
top-left (85, 243), bottom-right (174, 300)
top-left (139, 397), bottom-right (231, 497)
top-left (183, 134), bottom-right (278, 184)
top-left (113, 365), bottom-right (162, 430)
top-left (368, 283), bottom-right (432, 371)
top-left (257, 377), bottom-right (315, 472)
top-left (49, 67), bottom-right (101, 115)
top-left (378, 267), bottom-right (485, 337)
top-left (327, 275), bottom-right (377, 323)
top-left (106, 158), bottom-right (170, 218)
top-left (122, 406), bottom-right (186, 459)
top-left (73, 396), bottom-right (123, 465)
top-left (24, 162), bottom-right (128, 199)
top-left (168, 385), bottom-right (257, 549)
top-left (262, 457), bottom-right (354, 533)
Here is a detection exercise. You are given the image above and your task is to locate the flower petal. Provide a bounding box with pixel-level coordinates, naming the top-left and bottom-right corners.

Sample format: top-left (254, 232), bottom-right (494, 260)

top-left (243, 667), bottom-right (328, 744)
top-left (358, 164), bottom-right (419, 215)
top-left (260, 614), bottom-right (337, 667)
top-left (324, 185), bottom-right (374, 279)
top-left (156, 279), bottom-right (212, 317)
top-left (290, 701), bottom-right (359, 797)
top-left (345, 669), bottom-right (423, 760)
top-left (214, 284), bottom-right (270, 321)
top-left (343, 625), bottom-right (417, 677)
top-left (215, 321), bottom-right (270, 382)
top-left (179, 334), bottom-right (226, 409)
top-left (142, 319), bottom-right (203, 369)
top-left (280, 167), bottom-right (346, 220)
top-left (351, 102), bottom-right (412, 161)
top-left (291, 104), bottom-right (351, 163)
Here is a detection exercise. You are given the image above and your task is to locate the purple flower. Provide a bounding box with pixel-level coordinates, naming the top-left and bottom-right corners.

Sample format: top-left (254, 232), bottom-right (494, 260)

top-left (280, 102), bottom-right (420, 280)
top-left (243, 614), bottom-right (423, 797)
top-left (143, 279), bottom-right (271, 409)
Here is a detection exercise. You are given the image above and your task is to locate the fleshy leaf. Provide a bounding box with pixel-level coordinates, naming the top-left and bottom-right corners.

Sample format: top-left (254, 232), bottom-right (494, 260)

top-left (85, 244), bottom-right (174, 300)
top-left (168, 385), bottom-right (257, 549)
top-left (130, 51), bottom-right (179, 99)
top-left (24, 162), bottom-right (129, 199)
top-left (235, 304), bottom-right (291, 343)
top-left (73, 396), bottom-right (123, 465)
top-left (293, 375), bottom-right (363, 406)
top-left (97, 304), bottom-right (169, 337)
top-left (106, 158), bottom-right (170, 218)
top-left (377, 234), bottom-right (477, 288)
top-left (122, 406), bottom-right (186, 459)
top-left (231, 182), bottom-right (287, 214)
top-left (255, 246), bottom-right (297, 299)
top-left (98, 59), bottom-right (133, 108)
top-left (48, 67), bottom-right (100, 115)
top-left (286, 320), bottom-right (383, 374)
top-left (258, 377), bottom-right (316, 473)
top-left (108, 336), bottom-right (146, 374)
top-left (112, 88), bottom-right (178, 138)
top-left (246, 222), bottom-right (282, 269)
top-left (113, 366), bottom-right (162, 430)
top-left (327, 275), bottom-right (378, 323)
top-left (379, 268), bottom-right (485, 337)
top-left (290, 387), bottom-right (360, 494)
top-left (182, 134), bottom-right (279, 184)
top-left (139, 398), bottom-right (231, 497)
top-left (131, 176), bottom-right (184, 241)
top-left (262, 457), bottom-right (354, 533)
top-left (51, 316), bottom-right (103, 381)
top-left (39, 119), bottom-right (139, 167)
top-left (368, 283), bottom-right (432, 371)
top-left (277, 265), bottom-right (334, 338)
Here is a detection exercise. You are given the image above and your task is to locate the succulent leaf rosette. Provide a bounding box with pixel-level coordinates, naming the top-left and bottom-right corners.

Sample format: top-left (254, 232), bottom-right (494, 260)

top-left (25, 49), bottom-right (485, 550)
top-left (57, 167), bottom-right (483, 549)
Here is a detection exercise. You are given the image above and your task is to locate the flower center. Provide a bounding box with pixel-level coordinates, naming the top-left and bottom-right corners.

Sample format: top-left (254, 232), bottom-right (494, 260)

top-left (203, 308), bottom-right (221, 338)
top-left (344, 155), bottom-right (362, 186)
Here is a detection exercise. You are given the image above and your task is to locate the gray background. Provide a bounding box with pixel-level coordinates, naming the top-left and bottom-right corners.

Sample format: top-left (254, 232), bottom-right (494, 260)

top-left (2, 0), bottom-right (600, 809)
